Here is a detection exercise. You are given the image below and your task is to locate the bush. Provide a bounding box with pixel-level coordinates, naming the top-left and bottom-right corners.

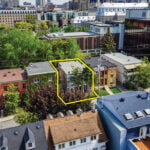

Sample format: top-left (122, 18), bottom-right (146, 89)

top-left (124, 81), bottom-right (137, 90)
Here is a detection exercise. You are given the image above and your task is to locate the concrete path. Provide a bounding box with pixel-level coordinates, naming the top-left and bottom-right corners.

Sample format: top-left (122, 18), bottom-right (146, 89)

top-left (0, 115), bottom-right (19, 129)
top-left (104, 86), bottom-right (114, 95)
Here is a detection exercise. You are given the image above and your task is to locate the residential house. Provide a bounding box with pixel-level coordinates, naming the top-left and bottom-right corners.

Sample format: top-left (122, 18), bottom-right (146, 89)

top-left (26, 61), bottom-right (56, 88)
top-left (58, 60), bottom-right (87, 91)
top-left (44, 111), bottom-right (108, 150)
top-left (0, 121), bottom-right (48, 150)
top-left (0, 68), bottom-right (27, 108)
top-left (84, 57), bottom-right (117, 87)
top-left (96, 91), bottom-right (150, 150)
top-left (101, 53), bottom-right (141, 84)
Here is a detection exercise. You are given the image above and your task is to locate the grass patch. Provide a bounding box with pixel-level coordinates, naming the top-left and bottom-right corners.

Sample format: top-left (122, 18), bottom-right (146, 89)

top-left (110, 87), bottom-right (121, 94)
top-left (96, 89), bottom-right (109, 96)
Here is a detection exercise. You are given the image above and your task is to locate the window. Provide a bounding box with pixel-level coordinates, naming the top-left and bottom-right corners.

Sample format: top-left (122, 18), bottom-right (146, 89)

top-left (80, 137), bottom-right (86, 143)
top-left (69, 140), bottom-right (76, 146)
top-left (1, 147), bottom-right (6, 150)
top-left (58, 143), bottom-right (65, 149)
top-left (48, 77), bottom-right (52, 82)
top-left (93, 148), bottom-right (98, 150)
top-left (91, 135), bottom-right (97, 141)
top-left (34, 78), bottom-right (40, 83)
top-left (28, 142), bottom-right (32, 147)
top-left (3, 86), bottom-right (7, 91)
top-left (135, 111), bottom-right (144, 118)
top-left (144, 109), bottom-right (150, 115)
top-left (22, 83), bottom-right (26, 89)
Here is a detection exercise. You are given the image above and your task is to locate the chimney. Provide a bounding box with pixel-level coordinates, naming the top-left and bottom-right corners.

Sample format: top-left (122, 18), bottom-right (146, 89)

top-left (67, 110), bottom-right (74, 116)
top-left (46, 114), bottom-right (54, 120)
top-left (57, 112), bottom-right (64, 118)
top-left (76, 108), bottom-right (83, 116)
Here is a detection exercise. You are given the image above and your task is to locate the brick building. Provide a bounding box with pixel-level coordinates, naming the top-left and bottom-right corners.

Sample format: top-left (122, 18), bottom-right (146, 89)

top-left (0, 10), bottom-right (37, 27)
top-left (0, 68), bottom-right (27, 108)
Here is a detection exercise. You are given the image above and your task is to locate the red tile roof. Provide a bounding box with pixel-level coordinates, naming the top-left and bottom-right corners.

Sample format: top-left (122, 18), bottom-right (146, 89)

top-left (0, 68), bottom-right (27, 84)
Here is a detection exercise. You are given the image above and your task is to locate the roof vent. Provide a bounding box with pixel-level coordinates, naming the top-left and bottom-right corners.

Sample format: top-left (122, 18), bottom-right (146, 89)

top-left (3, 74), bottom-right (7, 77)
top-left (57, 112), bottom-right (64, 118)
top-left (46, 114), bottom-right (54, 120)
top-left (67, 110), bottom-right (74, 116)
top-left (36, 125), bottom-right (41, 129)
top-left (30, 63), bottom-right (33, 67)
top-left (76, 108), bottom-right (83, 116)
top-left (120, 98), bottom-right (125, 102)
top-left (137, 94), bottom-right (141, 98)
top-left (14, 131), bottom-right (19, 135)
top-left (12, 73), bottom-right (16, 76)
top-left (8, 71), bottom-right (11, 73)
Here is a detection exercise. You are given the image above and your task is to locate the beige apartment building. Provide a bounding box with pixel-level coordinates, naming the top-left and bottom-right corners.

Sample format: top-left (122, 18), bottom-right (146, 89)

top-left (0, 10), bottom-right (37, 27)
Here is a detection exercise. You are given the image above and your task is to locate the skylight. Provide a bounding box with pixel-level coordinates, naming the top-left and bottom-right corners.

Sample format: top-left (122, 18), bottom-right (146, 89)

top-left (144, 109), bottom-right (150, 115)
top-left (135, 111), bottom-right (144, 118)
top-left (124, 113), bottom-right (133, 120)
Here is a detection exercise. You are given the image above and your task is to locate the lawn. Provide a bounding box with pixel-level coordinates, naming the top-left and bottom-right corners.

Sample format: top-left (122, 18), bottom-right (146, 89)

top-left (95, 89), bottom-right (109, 97)
top-left (110, 87), bottom-right (121, 94)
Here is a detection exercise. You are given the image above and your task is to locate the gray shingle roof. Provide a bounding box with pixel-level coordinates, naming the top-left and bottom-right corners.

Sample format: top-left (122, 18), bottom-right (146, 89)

top-left (27, 61), bottom-right (55, 76)
top-left (0, 121), bottom-right (48, 150)
top-left (84, 57), bottom-right (116, 69)
top-left (97, 91), bottom-right (150, 129)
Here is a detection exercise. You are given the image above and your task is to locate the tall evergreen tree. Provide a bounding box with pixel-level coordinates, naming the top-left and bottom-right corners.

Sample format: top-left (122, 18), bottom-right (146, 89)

top-left (102, 27), bottom-right (116, 52)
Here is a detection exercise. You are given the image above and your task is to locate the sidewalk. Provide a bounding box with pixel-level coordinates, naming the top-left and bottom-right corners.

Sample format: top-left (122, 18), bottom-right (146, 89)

top-left (104, 86), bottom-right (114, 95)
top-left (0, 115), bottom-right (19, 129)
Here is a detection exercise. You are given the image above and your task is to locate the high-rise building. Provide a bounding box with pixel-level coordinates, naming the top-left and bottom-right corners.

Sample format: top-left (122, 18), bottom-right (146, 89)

top-left (36, 0), bottom-right (45, 8)
top-left (0, 0), bottom-right (19, 8)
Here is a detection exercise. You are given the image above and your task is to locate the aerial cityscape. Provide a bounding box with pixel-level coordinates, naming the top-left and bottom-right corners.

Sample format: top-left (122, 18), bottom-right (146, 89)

top-left (0, 0), bottom-right (150, 150)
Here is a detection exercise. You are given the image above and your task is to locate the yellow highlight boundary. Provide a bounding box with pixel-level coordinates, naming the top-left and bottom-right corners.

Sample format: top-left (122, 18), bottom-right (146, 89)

top-left (49, 58), bottom-right (99, 105)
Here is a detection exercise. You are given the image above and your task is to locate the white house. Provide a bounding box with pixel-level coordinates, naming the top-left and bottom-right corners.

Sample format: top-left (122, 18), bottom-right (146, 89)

top-left (101, 53), bottom-right (141, 83)
top-left (44, 111), bottom-right (108, 150)
top-left (58, 60), bottom-right (86, 91)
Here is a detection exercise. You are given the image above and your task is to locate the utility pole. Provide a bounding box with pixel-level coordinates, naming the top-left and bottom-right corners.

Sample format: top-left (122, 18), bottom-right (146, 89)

top-left (98, 49), bottom-right (101, 97)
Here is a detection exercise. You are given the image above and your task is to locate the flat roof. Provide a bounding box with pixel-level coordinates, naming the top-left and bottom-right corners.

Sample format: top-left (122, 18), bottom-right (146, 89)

top-left (45, 32), bottom-right (98, 38)
top-left (27, 61), bottom-right (55, 76)
top-left (103, 53), bottom-right (141, 65)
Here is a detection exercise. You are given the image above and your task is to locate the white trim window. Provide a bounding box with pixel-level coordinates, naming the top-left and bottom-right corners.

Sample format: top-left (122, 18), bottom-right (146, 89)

top-left (91, 135), bottom-right (97, 141)
top-left (80, 137), bottom-right (86, 143)
top-left (34, 78), bottom-right (40, 83)
top-left (48, 77), bottom-right (52, 82)
top-left (69, 140), bottom-right (76, 146)
top-left (58, 143), bottom-right (65, 149)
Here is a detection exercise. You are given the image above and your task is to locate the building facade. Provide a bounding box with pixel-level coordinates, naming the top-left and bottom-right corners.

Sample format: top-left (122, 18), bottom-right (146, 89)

top-left (124, 9), bottom-right (150, 58)
top-left (96, 91), bottom-right (150, 150)
top-left (0, 10), bottom-right (37, 27)
top-left (101, 53), bottom-right (141, 84)
top-left (0, 68), bottom-right (27, 108)
top-left (44, 111), bottom-right (108, 150)
top-left (84, 57), bottom-right (117, 87)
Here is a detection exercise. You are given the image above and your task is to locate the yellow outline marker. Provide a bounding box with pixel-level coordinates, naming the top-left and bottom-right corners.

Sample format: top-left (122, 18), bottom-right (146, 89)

top-left (49, 58), bottom-right (99, 105)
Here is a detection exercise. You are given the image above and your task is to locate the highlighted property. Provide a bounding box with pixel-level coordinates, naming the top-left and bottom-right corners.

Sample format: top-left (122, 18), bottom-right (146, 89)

top-left (49, 58), bottom-right (99, 105)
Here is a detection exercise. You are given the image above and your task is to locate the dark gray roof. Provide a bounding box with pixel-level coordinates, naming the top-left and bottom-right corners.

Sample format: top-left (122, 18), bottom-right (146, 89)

top-left (84, 57), bottom-right (116, 69)
top-left (27, 61), bottom-right (55, 76)
top-left (97, 91), bottom-right (150, 129)
top-left (0, 121), bottom-right (48, 150)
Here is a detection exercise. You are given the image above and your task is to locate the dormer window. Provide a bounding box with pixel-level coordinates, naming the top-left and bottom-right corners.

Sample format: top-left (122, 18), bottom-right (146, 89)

top-left (124, 113), bottom-right (134, 121)
top-left (28, 142), bottom-right (32, 147)
top-left (80, 137), bottom-right (86, 143)
top-left (91, 135), bottom-right (97, 141)
top-left (58, 143), bottom-right (65, 149)
top-left (1, 147), bottom-right (6, 150)
top-left (69, 140), bottom-right (76, 146)
top-left (135, 111), bottom-right (144, 118)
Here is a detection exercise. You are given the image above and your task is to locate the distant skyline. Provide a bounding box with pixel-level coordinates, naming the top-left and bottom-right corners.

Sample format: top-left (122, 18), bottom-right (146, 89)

top-left (20, 0), bottom-right (70, 5)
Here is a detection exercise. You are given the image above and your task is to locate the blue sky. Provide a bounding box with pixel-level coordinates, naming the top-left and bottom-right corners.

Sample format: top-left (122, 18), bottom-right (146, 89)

top-left (20, 0), bottom-right (70, 5)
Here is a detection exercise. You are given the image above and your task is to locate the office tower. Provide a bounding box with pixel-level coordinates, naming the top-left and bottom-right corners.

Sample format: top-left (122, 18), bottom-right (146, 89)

top-left (36, 0), bottom-right (45, 7)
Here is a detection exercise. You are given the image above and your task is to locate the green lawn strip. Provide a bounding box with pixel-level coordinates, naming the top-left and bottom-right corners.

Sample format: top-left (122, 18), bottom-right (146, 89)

top-left (110, 87), bottom-right (121, 94)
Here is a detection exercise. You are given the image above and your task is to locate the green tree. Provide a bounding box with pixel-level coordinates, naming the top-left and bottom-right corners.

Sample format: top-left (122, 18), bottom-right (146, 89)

top-left (15, 108), bottom-right (38, 125)
top-left (64, 25), bottom-right (76, 32)
top-left (134, 57), bottom-right (150, 88)
top-left (15, 22), bottom-right (33, 30)
top-left (48, 23), bottom-right (62, 33)
top-left (4, 84), bottom-right (20, 114)
top-left (78, 26), bottom-right (89, 32)
top-left (102, 28), bottom-right (116, 52)
top-left (26, 14), bottom-right (37, 24)
top-left (0, 24), bottom-right (9, 31)
top-left (37, 21), bottom-right (48, 30)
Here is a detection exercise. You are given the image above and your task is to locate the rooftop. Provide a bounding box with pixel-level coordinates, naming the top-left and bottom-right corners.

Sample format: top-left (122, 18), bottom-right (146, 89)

top-left (0, 121), bottom-right (48, 150)
top-left (133, 137), bottom-right (150, 150)
top-left (97, 91), bottom-right (150, 129)
top-left (43, 32), bottom-right (98, 39)
top-left (59, 60), bottom-right (85, 74)
top-left (102, 53), bottom-right (141, 65)
top-left (44, 111), bottom-right (108, 144)
top-left (84, 57), bottom-right (116, 71)
top-left (26, 61), bottom-right (55, 76)
top-left (0, 68), bottom-right (27, 84)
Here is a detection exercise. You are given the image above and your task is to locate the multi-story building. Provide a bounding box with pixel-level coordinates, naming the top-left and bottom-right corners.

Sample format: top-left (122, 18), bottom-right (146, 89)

top-left (36, 0), bottom-right (45, 8)
top-left (26, 61), bottom-right (56, 88)
top-left (0, 68), bottom-right (27, 108)
top-left (72, 0), bottom-right (88, 11)
top-left (124, 9), bottom-right (150, 58)
top-left (44, 111), bottom-right (108, 150)
top-left (58, 60), bottom-right (87, 91)
top-left (96, 3), bottom-right (149, 22)
top-left (0, 0), bottom-right (19, 8)
top-left (101, 53), bottom-right (141, 84)
top-left (96, 91), bottom-right (150, 150)
top-left (84, 57), bottom-right (117, 87)
top-left (40, 32), bottom-right (102, 53)
top-left (0, 10), bottom-right (37, 27)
